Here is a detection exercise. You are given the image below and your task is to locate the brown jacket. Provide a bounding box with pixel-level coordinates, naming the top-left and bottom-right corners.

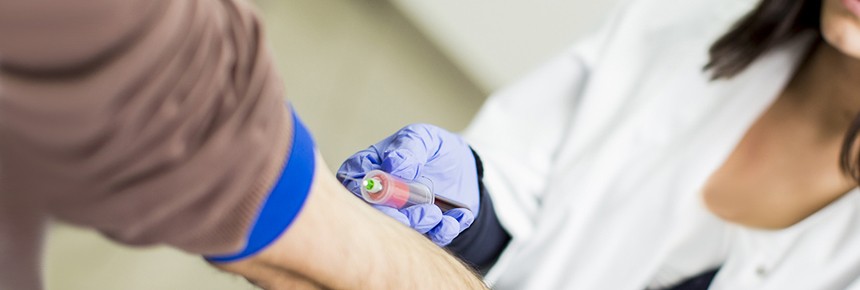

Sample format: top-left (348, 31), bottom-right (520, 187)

top-left (0, 0), bottom-right (296, 288)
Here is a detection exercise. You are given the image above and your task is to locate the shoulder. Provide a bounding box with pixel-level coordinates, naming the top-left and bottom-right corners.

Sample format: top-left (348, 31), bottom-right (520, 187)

top-left (582, 0), bottom-right (757, 83)
top-left (619, 0), bottom-right (755, 33)
top-left (599, 0), bottom-right (756, 56)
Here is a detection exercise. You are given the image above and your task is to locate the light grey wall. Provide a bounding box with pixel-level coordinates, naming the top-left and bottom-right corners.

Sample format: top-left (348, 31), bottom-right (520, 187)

top-left (390, 0), bottom-right (622, 92)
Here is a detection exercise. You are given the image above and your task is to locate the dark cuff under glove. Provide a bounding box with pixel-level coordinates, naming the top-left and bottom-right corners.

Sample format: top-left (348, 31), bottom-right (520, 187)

top-left (446, 148), bottom-right (512, 275)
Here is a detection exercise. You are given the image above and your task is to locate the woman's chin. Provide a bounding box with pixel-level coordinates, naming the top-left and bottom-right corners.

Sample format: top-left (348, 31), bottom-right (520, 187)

top-left (823, 1), bottom-right (860, 59)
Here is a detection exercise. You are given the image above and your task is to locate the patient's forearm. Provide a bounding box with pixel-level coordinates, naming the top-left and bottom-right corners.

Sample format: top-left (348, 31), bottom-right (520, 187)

top-left (218, 154), bottom-right (487, 289)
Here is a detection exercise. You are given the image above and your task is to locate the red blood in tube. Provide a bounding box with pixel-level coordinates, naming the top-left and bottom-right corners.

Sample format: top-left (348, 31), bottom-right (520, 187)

top-left (377, 172), bottom-right (411, 209)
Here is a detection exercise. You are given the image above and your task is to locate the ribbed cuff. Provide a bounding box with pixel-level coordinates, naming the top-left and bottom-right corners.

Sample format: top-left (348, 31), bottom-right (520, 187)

top-left (446, 148), bottom-right (511, 274)
top-left (206, 109), bottom-right (316, 263)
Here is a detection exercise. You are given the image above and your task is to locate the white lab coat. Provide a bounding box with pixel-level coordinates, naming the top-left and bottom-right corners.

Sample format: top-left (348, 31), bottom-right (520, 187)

top-left (463, 0), bottom-right (860, 289)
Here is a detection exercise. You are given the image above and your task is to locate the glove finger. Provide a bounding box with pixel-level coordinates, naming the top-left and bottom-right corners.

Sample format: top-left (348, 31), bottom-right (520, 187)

top-left (380, 147), bottom-right (424, 181)
top-left (443, 208), bottom-right (475, 233)
top-left (371, 205), bottom-right (410, 227)
top-left (427, 215), bottom-right (461, 246)
top-left (400, 204), bottom-right (443, 234)
top-left (380, 124), bottom-right (441, 181)
top-left (380, 147), bottom-right (436, 192)
top-left (337, 149), bottom-right (382, 196)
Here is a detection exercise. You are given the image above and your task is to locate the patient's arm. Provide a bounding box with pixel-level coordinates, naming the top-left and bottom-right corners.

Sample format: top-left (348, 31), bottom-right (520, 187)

top-left (216, 154), bottom-right (487, 289)
top-left (0, 0), bottom-right (485, 288)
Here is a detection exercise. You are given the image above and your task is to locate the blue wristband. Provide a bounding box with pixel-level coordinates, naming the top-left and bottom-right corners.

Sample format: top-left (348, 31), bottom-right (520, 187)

top-left (206, 109), bottom-right (316, 263)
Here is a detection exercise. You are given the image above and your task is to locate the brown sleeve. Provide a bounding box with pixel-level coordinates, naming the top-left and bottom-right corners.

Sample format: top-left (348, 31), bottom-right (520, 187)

top-left (0, 0), bottom-right (294, 255)
top-left (0, 192), bottom-right (45, 290)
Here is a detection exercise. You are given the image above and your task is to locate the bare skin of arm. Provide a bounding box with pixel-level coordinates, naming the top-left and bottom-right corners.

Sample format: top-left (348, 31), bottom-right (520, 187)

top-left (215, 153), bottom-right (488, 290)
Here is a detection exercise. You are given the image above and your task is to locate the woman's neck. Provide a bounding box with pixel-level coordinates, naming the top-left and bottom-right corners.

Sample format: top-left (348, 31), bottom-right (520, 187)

top-left (787, 40), bottom-right (860, 137)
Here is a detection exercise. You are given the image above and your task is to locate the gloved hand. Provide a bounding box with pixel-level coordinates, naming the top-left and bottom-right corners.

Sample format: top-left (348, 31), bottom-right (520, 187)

top-left (337, 124), bottom-right (480, 246)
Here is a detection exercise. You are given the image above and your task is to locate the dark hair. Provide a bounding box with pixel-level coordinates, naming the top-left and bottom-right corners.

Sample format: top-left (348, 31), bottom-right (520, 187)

top-left (706, 0), bottom-right (860, 183)
top-left (706, 0), bottom-right (821, 78)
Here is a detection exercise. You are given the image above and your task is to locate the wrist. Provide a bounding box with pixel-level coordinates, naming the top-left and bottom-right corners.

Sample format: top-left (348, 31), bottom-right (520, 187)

top-left (469, 147), bottom-right (485, 181)
top-left (447, 148), bottom-right (510, 274)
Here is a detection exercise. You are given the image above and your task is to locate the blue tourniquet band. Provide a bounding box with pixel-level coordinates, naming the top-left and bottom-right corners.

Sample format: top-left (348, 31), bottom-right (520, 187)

top-left (206, 109), bottom-right (316, 263)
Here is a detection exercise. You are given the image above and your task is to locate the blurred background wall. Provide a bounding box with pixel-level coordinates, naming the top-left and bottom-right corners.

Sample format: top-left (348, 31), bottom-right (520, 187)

top-left (390, 0), bottom-right (620, 91)
top-left (43, 0), bottom-right (617, 289)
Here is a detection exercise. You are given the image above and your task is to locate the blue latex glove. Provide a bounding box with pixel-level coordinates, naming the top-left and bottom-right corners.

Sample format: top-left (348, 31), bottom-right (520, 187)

top-left (338, 124), bottom-right (480, 246)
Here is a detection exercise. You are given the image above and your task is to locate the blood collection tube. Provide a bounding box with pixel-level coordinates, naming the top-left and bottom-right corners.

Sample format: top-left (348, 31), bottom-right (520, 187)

top-left (359, 170), bottom-right (467, 212)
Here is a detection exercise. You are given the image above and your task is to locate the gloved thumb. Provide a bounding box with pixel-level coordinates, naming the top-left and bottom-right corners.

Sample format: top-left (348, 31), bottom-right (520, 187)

top-left (379, 124), bottom-right (439, 181)
top-left (380, 147), bottom-right (424, 181)
top-left (380, 147), bottom-right (436, 192)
